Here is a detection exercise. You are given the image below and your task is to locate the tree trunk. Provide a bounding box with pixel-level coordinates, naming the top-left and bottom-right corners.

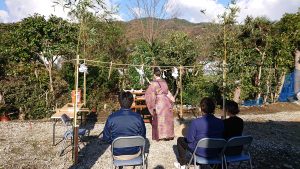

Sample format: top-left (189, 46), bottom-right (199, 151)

top-left (45, 91), bottom-right (49, 106)
top-left (264, 67), bottom-right (272, 103)
top-left (294, 49), bottom-right (300, 70)
top-left (275, 71), bottom-right (286, 100)
top-left (233, 86), bottom-right (241, 103)
top-left (38, 53), bottom-right (53, 93)
top-left (0, 92), bottom-right (4, 104)
top-left (48, 68), bottom-right (54, 92)
top-left (255, 47), bottom-right (266, 101)
top-left (294, 50), bottom-right (300, 95)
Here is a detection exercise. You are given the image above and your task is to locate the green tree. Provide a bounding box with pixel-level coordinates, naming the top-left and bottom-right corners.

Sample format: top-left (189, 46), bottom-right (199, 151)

top-left (0, 15), bottom-right (77, 119)
top-left (16, 14), bottom-right (77, 92)
top-left (212, 3), bottom-right (241, 105)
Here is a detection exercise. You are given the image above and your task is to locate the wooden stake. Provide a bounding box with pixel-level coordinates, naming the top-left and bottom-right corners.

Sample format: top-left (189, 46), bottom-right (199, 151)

top-left (74, 126), bottom-right (79, 164)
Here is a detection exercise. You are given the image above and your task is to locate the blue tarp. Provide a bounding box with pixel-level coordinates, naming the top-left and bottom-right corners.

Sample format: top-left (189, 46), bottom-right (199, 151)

top-left (243, 70), bottom-right (299, 104)
top-left (278, 71), bottom-right (295, 102)
top-left (242, 98), bottom-right (263, 106)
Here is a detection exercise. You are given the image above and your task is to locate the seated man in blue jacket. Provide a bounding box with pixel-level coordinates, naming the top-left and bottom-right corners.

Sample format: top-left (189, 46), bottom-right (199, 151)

top-left (103, 91), bottom-right (146, 161)
top-left (174, 97), bottom-right (224, 169)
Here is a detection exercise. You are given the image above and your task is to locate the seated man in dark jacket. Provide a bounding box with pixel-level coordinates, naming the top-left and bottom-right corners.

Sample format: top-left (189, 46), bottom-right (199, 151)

top-left (174, 97), bottom-right (224, 169)
top-left (224, 100), bottom-right (244, 155)
top-left (103, 92), bottom-right (146, 159)
top-left (224, 100), bottom-right (243, 139)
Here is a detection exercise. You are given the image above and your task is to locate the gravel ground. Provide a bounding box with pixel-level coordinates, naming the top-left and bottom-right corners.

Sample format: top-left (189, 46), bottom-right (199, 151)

top-left (1, 111), bottom-right (300, 169)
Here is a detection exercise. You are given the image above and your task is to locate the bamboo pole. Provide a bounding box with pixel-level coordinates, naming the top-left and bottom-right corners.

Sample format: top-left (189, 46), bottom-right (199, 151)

top-left (179, 65), bottom-right (183, 118)
top-left (73, 14), bottom-right (84, 164)
top-left (73, 54), bottom-right (80, 163)
top-left (84, 59), bottom-right (86, 106)
top-left (223, 23), bottom-right (227, 119)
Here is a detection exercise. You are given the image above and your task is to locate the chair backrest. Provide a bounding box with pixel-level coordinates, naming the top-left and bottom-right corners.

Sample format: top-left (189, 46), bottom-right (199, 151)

top-left (111, 136), bottom-right (145, 161)
top-left (226, 136), bottom-right (253, 147)
top-left (112, 136), bottom-right (145, 149)
top-left (224, 135), bottom-right (253, 154)
top-left (61, 114), bottom-right (72, 130)
top-left (196, 138), bottom-right (227, 149)
top-left (192, 138), bottom-right (227, 157)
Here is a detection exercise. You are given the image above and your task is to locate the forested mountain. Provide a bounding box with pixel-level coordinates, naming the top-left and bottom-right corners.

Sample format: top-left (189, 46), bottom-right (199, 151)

top-left (123, 18), bottom-right (211, 41)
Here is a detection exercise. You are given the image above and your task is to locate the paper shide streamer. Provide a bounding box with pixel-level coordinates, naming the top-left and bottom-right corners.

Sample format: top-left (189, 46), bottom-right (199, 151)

top-left (117, 69), bottom-right (124, 76)
top-left (135, 65), bottom-right (145, 84)
top-left (162, 70), bottom-right (166, 79)
top-left (172, 67), bottom-right (179, 79)
top-left (79, 64), bottom-right (88, 73)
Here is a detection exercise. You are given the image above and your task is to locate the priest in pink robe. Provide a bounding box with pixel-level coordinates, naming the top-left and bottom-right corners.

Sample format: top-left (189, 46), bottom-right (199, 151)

top-left (145, 67), bottom-right (175, 141)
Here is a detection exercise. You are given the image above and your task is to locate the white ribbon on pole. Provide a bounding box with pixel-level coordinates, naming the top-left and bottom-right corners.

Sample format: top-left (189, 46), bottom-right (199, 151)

top-left (79, 63), bottom-right (88, 73)
top-left (135, 65), bottom-right (145, 84)
top-left (172, 67), bottom-right (179, 79)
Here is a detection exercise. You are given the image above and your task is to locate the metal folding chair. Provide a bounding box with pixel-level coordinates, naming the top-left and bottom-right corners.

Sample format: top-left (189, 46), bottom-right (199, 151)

top-left (223, 136), bottom-right (253, 169)
top-left (111, 136), bottom-right (146, 169)
top-left (60, 114), bottom-right (86, 156)
top-left (188, 138), bottom-right (227, 169)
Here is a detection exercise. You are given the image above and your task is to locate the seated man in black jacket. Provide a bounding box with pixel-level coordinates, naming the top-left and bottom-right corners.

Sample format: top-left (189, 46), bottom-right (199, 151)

top-left (224, 100), bottom-right (243, 139)
top-left (224, 100), bottom-right (244, 155)
top-left (103, 91), bottom-right (146, 160)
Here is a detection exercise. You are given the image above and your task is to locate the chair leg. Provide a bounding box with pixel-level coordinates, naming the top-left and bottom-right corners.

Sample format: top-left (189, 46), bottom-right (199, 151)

top-left (224, 157), bottom-right (228, 169)
top-left (60, 137), bottom-right (67, 156)
top-left (249, 158), bottom-right (253, 169)
top-left (188, 155), bottom-right (193, 169)
top-left (194, 156), bottom-right (197, 169)
top-left (221, 158), bottom-right (224, 169)
top-left (142, 155), bottom-right (145, 169)
top-left (237, 161), bottom-right (242, 169)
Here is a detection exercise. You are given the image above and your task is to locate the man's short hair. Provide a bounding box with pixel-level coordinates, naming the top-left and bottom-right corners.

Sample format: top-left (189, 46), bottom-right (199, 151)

top-left (200, 97), bottom-right (215, 114)
top-left (154, 67), bottom-right (161, 77)
top-left (225, 100), bottom-right (239, 115)
top-left (119, 92), bottom-right (134, 109)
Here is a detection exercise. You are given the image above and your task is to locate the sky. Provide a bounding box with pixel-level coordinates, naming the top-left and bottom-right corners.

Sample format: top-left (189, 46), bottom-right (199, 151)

top-left (0, 0), bottom-right (299, 23)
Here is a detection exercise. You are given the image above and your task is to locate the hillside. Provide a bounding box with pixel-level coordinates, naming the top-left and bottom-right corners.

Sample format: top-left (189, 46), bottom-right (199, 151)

top-left (122, 17), bottom-right (215, 41)
top-left (120, 17), bottom-right (219, 59)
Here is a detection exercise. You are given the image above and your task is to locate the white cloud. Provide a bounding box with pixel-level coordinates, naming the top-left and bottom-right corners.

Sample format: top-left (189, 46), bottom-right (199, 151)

top-left (166, 0), bottom-right (225, 23)
top-left (105, 0), bottom-right (125, 21)
top-left (0, 10), bottom-right (9, 23)
top-left (2, 0), bottom-right (70, 23)
top-left (1, 0), bottom-right (124, 23)
top-left (110, 13), bottom-right (125, 21)
top-left (166, 0), bottom-right (300, 23)
top-left (236, 0), bottom-right (300, 23)
top-left (2, 0), bottom-right (298, 23)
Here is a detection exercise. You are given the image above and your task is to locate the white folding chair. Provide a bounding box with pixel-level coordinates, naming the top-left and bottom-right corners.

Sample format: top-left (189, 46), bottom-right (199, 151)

top-left (223, 136), bottom-right (253, 169)
top-left (111, 136), bottom-right (146, 169)
top-left (188, 138), bottom-right (227, 169)
top-left (60, 114), bottom-right (86, 156)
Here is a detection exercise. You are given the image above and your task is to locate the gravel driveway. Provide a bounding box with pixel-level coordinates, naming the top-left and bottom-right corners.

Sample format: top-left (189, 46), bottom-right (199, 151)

top-left (1, 112), bottom-right (300, 169)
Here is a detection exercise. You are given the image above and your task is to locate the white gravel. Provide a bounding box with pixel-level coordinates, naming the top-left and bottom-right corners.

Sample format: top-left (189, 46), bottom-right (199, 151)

top-left (1, 111), bottom-right (300, 169)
